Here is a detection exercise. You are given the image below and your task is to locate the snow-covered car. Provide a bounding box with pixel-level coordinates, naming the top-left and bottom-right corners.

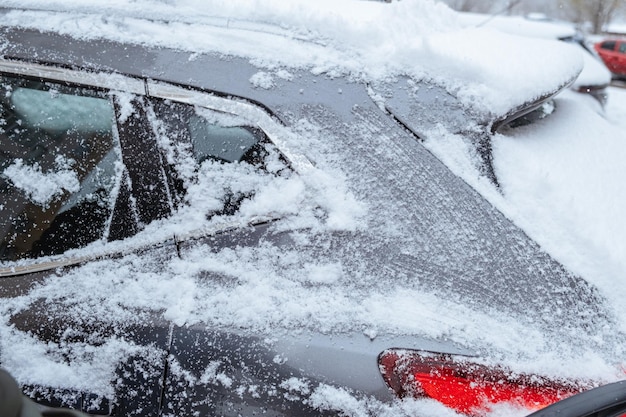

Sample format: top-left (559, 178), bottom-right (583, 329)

top-left (457, 13), bottom-right (612, 106)
top-left (0, 2), bottom-right (623, 417)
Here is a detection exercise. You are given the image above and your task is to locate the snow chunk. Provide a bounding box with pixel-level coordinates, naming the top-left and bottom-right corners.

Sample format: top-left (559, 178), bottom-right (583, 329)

top-left (280, 377), bottom-right (310, 395)
top-left (302, 262), bottom-right (343, 285)
top-left (308, 384), bottom-right (367, 416)
top-left (249, 71), bottom-right (275, 89)
top-left (199, 360), bottom-right (233, 388)
top-left (276, 69), bottom-right (294, 81)
top-left (3, 156), bottom-right (80, 206)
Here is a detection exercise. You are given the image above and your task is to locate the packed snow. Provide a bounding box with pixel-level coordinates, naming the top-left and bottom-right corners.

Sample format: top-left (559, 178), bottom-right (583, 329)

top-left (457, 12), bottom-right (612, 90)
top-left (0, 0), bottom-right (583, 116)
top-left (0, 1), bottom-right (624, 416)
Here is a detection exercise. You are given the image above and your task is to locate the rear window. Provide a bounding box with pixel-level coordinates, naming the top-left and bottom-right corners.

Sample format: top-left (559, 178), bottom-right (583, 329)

top-left (601, 41), bottom-right (617, 51)
top-left (188, 120), bottom-right (263, 164)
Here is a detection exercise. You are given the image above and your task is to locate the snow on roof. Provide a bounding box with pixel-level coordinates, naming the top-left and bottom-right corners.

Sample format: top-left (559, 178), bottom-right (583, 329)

top-left (0, 0), bottom-right (583, 116)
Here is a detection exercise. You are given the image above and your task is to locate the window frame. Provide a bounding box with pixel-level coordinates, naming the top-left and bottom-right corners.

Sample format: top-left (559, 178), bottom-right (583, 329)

top-left (0, 58), bottom-right (312, 276)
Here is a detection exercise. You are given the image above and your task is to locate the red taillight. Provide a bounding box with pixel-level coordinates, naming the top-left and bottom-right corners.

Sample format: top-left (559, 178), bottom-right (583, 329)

top-left (378, 350), bottom-right (588, 416)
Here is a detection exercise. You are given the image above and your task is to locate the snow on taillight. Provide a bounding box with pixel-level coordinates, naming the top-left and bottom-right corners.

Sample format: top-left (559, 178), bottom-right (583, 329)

top-left (378, 349), bottom-right (589, 416)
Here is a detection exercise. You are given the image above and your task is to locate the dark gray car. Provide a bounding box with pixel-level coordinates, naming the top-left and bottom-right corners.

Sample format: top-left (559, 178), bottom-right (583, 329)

top-left (0, 15), bottom-right (622, 417)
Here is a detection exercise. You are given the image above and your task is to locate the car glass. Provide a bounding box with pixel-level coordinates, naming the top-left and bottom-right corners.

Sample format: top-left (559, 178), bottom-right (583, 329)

top-left (602, 41), bottom-right (617, 51)
top-left (619, 43), bottom-right (626, 54)
top-left (0, 76), bottom-right (119, 261)
top-left (151, 99), bottom-right (276, 217)
top-left (188, 118), bottom-right (259, 163)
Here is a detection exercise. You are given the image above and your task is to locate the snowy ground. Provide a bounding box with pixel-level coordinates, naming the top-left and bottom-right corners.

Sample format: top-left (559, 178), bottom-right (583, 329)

top-left (496, 87), bottom-right (626, 333)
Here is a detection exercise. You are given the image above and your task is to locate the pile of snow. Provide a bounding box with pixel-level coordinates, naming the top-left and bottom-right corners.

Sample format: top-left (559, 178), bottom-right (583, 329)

top-left (3, 156), bottom-right (79, 206)
top-left (458, 12), bottom-right (611, 89)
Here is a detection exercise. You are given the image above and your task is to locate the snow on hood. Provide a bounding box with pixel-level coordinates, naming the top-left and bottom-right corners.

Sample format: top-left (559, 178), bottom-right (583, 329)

top-left (0, 0), bottom-right (583, 117)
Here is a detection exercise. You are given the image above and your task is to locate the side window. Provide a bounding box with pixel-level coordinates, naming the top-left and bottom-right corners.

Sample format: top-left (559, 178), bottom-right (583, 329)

top-left (619, 43), bottom-right (626, 54)
top-left (187, 116), bottom-right (268, 165)
top-left (150, 98), bottom-right (288, 217)
top-left (601, 41), bottom-right (616, 51)
top-left (0, 76), bottom-right (119, 261)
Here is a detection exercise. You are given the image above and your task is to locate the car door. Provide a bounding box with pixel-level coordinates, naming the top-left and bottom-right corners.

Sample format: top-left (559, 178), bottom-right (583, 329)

top-left (0, 64), bottom-right (289, 270)
top-left (0, 68), bottom-right (180, 416)
top-left (0, 60), bottom-right (305, 416)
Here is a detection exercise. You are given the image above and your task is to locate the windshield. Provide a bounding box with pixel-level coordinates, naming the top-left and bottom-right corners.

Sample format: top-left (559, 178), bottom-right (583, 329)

top-left (0, 76), bottom-right (118, 261)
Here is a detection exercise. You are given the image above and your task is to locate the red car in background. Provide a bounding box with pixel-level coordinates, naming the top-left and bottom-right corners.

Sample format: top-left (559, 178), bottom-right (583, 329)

top-left (595, 39), bottom-right (626, 79)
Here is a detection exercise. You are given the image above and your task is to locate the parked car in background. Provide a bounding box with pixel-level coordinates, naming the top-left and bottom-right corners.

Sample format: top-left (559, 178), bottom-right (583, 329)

top-left (595, 39), bottom-right (626, 80)
top-left (0, 2), bottom-right (623, 417)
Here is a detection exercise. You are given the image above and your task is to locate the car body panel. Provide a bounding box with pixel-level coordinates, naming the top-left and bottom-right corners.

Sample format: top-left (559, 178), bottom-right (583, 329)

top-left (0, 18), bottom-right (619, 417)
top-left (527, 380), bottom-right (626, 417)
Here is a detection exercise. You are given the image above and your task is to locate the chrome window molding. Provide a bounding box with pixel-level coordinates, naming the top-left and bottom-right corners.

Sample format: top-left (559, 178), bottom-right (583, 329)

top-left (0, 215), bottom-right (278, 277)
top-left (0, 58), bottom-right (314, 172)
top-left (147, 80), bottom-right (314, 172)
top-left (0, 58), bottom-right (147, 94)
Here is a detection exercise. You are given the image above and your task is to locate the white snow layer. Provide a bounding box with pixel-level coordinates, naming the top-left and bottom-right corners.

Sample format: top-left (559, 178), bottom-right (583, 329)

top-left (3, 156), bottom-right (80, 206)
top-left (457, 12), bottom-right (611, 89)
top-left (0, 0), bottom-right (583, 116)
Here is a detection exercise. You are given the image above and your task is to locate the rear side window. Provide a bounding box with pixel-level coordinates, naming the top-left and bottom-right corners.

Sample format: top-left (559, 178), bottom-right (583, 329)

top-left (150, 99), bottom-right (280, 216)
top-left (619, 43), bottom-right (626, 54)
top-left (151, 100), bottom-right (269, 166)
top-left (601, 41), bottom-right (617, 51)
top-left (188, 119), bottom-right (264, 164)
top-left (0, 76), bottom-right (119, 261)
